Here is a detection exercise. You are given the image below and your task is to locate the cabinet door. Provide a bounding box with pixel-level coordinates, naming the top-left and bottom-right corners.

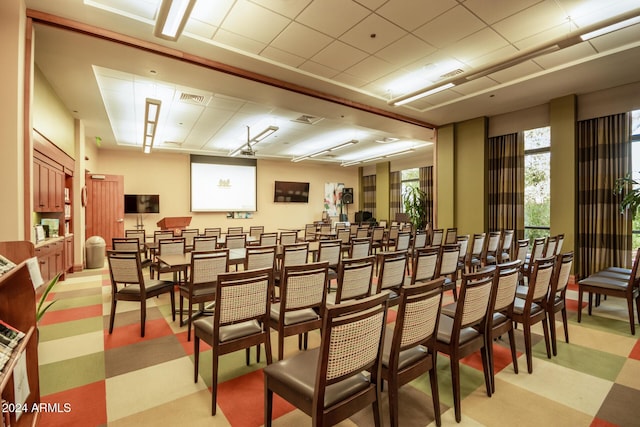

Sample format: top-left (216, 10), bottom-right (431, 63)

top-left (53, 242), bottom-right (64, 276)
top-left (65, 236), bottom-right (74, 272)
top-left (35, 246), bottom-right (51, 282)
top-left (54, 170), bottom-right (64, 212)
top-left (35, 161), bottom-right (49, 211)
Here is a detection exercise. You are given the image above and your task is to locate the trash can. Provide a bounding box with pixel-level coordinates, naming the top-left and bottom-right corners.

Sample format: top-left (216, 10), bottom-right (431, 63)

top-left (85, 236), bottom-right (106, 269)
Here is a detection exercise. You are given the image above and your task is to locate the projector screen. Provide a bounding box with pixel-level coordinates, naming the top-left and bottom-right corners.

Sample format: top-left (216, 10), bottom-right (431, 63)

top-left (190, 155), bottom-right (257, 212)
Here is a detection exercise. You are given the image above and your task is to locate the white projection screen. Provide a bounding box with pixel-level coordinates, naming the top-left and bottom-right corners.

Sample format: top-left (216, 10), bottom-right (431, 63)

top-left (190, 155), bottom-right (257, 212)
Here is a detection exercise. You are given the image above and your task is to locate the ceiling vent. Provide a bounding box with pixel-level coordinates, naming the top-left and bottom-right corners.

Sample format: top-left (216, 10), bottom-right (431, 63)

top-left (179, 92), bottom-right (211, 105)
top-left (440, 68), bottom-right (464, 79)
top-left (291, 114), bottom-right (323, 125)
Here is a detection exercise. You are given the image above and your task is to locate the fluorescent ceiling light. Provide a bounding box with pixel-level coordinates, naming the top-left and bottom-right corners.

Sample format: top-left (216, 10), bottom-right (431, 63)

top-left (251, 125), bottom-right (279, 142)
top-left (292, 139), bottom-right (358, 163)
top-left (385, 149), bottom-right (414, 158)
top-left (143, 98), bottom-right (161, 154)
top-left (580, 16), bottom-right (640, 40)
top-left (393, 83), bottom-right (455, 106)
top-left (154, 0), bottom-right (197, 41)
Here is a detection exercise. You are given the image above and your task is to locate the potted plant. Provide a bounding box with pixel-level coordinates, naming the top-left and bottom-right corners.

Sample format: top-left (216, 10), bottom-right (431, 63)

top-left (36, 273), bottom-right (61, 323)
top-left (614, 174), bottom-right (640, 215)
top-left (402, 186), bottom-right (428, 230)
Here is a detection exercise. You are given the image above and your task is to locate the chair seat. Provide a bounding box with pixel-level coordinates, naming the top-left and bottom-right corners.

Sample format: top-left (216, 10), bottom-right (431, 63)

top-left (178, 284), bottom-right (216, 297)
top-left (381, 326), bottom-right (429, 370)
top-left (118, 279), bottom-right (172, 295)
top-left (194, 317), bottom-right (262, 342)
top-left (579, 276), bottom-right (629, 291)
top-left (588, 271), bottom-right (631, 280)
top-left (270, 304), bottom-right (319, 326)
top-left (441, 302), bottom-right (456, 318)
top-left (436, 314), bottom-right (482, 345)
top-left (512, 298), bottom-right (543, 315)
top-left (516, 284), bottom-right (528, 299)
top-left (263, 348), bottom-right (371, 409)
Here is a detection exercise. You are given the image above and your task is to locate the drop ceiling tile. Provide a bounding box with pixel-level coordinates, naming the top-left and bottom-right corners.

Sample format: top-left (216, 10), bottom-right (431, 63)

top-left (220, 0), bottom-right (291, 44)
top-left (298, 60), bottom-right (340, 79)
top-left (249, 0), bottom-right (312, 19)
top-left (296, 0), bottom-right (370, 38)
top-left (488, 59), bottom-right (544, 83)
top-left (447, 27), bottom-right (510, 63)
top-left (376, 0), bottom-right (457, 31)
top-left (533, 42), bottom-right (596, 69)
top-left (269, 22), bottom-right (333, 58)
top-left (414, 4), bottom-right (487, 48)
top-left (492, 0), bottom-right (567, 43)
top-left (261, 46), bottom-right (306, 68)
top-left (354, 0), bottom-right (388, 11)
top-left (184, 19), bottom-right (216, 40)
top-left (339, 13), bottom-right (407, 54)
top-left (343, 55), bottom-right (396, 84)
top-left (88, 0), bottom-right (158, 20)
top-left (189, 0), bottom-right (235, 28)
top-left (375, 34), bottom-right (437, 68)
top-left (452, 76), bottom-right (498, 95)
top-left (311, 40), bottom-right (368, 71)
top-left (463, 0), bottom-right (541, 25)
top-left (332, 72), bottom-right (369, 88)
top-left (213, 28), bottom-right (266, 54)
top-left (464, 44), bottom-right (519, 69)
top-left (562, 0), bottom-right (639, 27)
top-left (588, 24), bottom-right (640, 52)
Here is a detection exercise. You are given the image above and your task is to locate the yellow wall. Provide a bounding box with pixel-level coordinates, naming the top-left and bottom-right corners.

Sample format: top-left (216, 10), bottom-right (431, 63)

top-left (0, 0), bottom-right (25, 241)
top-left (33, 66), bottom-right (75, 157)
top-left (375, 162), bottom-right (390, 223)
top-left (455, 117), bottom-right (487, 235)
top-left (97, 150), bottom-right (359, 232)
top-left (550, 95), bottom-right (576, 255)
top-left (436, 124), bottom-right (455, 230)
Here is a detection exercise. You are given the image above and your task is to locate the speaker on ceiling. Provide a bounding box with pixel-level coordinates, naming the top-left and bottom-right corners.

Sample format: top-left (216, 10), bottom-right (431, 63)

top-left (342, 187), bottom-right (354, 205)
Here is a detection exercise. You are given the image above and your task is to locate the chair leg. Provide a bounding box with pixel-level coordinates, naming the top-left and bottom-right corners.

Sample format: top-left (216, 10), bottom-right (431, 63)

top-left (450, 357), bottom-right (462, 423)
top-left (187, 303), bottom-right (193, 342)
top-left (481, 344), bottom-right (492, 397)
top-left (211, 352), bottom-right (219, 415)
top-left (429, 359), bottom-right (442, 427)
top-left (108, 300), bottom-right (117, 334)
top-left (548, 310), bottom-right (557, 356)
top-left (626, 297), bottom-right (636, 335)
top-left (508, 328), bottom-right (518, 375)
top-left (388, 376), bottom-right (399, 427)
top-left (193, 336), bottom-right (200, 383)
top-left (372, 379), bottom-right (382, 427)
top-left (179, 295), bottom-right (185, 327)
top-left (265, 379), bottom-right (273, 427)
top-left (523, 323), bottom-right (533, 374)
top-left (169, 289), bottom-right (176, 322)
top-left (577, 289), bottom-right (584, 323)
top-left (561, 307), bottom-right (569, 344)
top-left (245, 347), bottom-right (250, 366)
top-left (541, 317), bottom-right (552, 359)
top-left (140, 300), bottom-right (146, 337)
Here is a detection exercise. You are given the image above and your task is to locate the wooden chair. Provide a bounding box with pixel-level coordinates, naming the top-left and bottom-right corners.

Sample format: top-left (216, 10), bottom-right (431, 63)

top-left (435, 268), bottom-right (496, 423)
top-left (258, 232), bottom-right (278, 246)
top-left (181, 229), bottom-right (199, 252)
top-left (337, 228), bottom-right (351, 255)
top-left (302, 223), bottom-right (317, 242)
top-left (486, 260), bottom-right (521, 393)
top-left (244, 245), bottom-right (277, 271)
top-left (375, 250), bottom-right (409, 307)
top-left (227, 226), bottom-right (244, 235)
top-left (482, 231), bottom-right (502, 266)
top-left (444, 227), bottom-right (458, 245)
top-left (383, 225), bottom-right (400, 249)
top-left (409, 246), bottom-right (440, 285)
top-left (545, 252), bottom-right (573, 355)
top-left (382, 278), bottom-right (444, 427)
top-left (554, 233), bottom-right (565, 255)
top-left (349, 237), bottom-right (372, 259)
top-left (523, 237), bottom-right (547, 282)
top-left (193, 267), bottom-right (274, 415)
top-left (513, 256), bottom-right (555, 373)
top-left (269, 262), bottom-right (329, 360)
top-left (466, 232), bottom-right (487, 272)
top-left (178, 249), bottom-right (229, 341)
top-left (355, 227), bottom-right (369, 239)
top-left (514, 239), bottom-right (530, 283)
top-left (578, 247), bottom-right (640, 335)
top-left (203, 227), bottom-right (221, 238)
top-left (224, 234), bottom-right (246, 249)
top-left (275, 242), bottom-right (309, 284)
top-left (544, 235), bottom-right (559, 258)
top-left (430, 228), bottom-right (444, 247)
top-left (150, 237), bottom-right (185, 281)
top-left (391, 231), bottom-right (411, 252)
top-left (263, 292), bottom-right (388, 426)
top-left (193, 235), bottom-right (217, 252)
top-left (125, 229), bottom-right (147, 256)
top-left (499, 229), bottom-right (515, 262)
top-left (279, 231), bottom-right (298, 246)
top-left (436, 243), bottom-right (461, 300)
top-left (249, 225), bottom-right (264, 242)
top-left (317, 239), bottom-right (341, 281)
top-left (106, 250), bottom-right (175, 337)
top-left (455, 234), bottom-right (470, 280)
top-left (113, 237), bottom-right (152, 268)
top-left (370, 226), bottom-right (386, 254)
top-left (408, 229), bottom-right (428, 261)
top-left (330, 255), bottom-right (376, 305)
top-left (153, 230), bottom-right (174, 242)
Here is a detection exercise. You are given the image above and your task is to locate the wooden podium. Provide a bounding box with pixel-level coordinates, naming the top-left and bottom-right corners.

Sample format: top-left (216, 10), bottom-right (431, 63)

top-left (157, 217), bottom-right (192, 234)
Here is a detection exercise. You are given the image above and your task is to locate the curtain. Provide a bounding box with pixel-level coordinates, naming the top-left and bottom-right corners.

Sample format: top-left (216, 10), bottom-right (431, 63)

top-left (390, 171), bottom-right (402, 221)
top-left (577, 112), bottom-right (632, 278)
top-left (488, 132), bottom-right (525, 238)
top-left (362, 175), bottom-right (376, 219)
top-left (420, 166), bottom-right (434, 226)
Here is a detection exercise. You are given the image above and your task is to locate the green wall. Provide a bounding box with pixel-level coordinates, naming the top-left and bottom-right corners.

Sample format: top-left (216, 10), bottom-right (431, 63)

top-left (376, 162), bottom-right (390, 223)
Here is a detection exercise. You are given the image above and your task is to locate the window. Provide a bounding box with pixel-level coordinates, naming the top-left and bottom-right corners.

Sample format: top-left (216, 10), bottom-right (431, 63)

top-left (524, 127), bottom-right (551, 241)
top-left (400, 168), bottom-right (419, 212)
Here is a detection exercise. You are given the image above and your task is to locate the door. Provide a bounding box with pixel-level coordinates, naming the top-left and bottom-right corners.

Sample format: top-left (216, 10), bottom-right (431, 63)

top-left (85, 174), bottom-right (124, 250)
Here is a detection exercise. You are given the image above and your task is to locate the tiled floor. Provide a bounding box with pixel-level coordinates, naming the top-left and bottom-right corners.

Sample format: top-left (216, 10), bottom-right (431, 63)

top-left (36, 266), bottom-right (640, 426)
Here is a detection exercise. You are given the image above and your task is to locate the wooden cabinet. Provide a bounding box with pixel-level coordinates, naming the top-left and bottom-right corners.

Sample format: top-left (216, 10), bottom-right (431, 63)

top-left (64, 235), bottom-right (74, 273)
top-left (34, 239), bottom-right (64, 283)
top-left (34, 158), bottom-right (64, 213)
top-left (0, 242), bottom-right (41, 427)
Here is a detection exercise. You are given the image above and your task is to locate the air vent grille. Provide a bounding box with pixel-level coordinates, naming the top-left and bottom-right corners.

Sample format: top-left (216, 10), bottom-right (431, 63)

top-left (179, 93), bottom-right (210, 105)
top-left (292, 114), bottom-right (323, 125)
top-left (440, 68), bottom-right (464, 79)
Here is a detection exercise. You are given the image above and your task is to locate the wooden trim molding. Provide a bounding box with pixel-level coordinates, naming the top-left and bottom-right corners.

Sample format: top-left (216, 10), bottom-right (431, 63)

top-left (25, 9), bottom-right (436, 131)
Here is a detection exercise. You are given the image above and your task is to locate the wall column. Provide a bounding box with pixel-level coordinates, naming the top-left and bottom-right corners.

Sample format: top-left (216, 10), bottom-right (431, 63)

top-left (0, 0), bottom-right (26, 241)
top-left (550, 94), bottom-right (576, 256)
top-left (376, 162), bottom-right (390, 223)
top-left (436, 124), bottom-right (455, 230)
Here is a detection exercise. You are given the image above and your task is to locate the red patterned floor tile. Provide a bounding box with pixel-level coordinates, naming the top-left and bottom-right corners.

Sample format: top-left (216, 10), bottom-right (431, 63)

top-left (217, 369), bottom-right (294, 426)
top-left (488, 342), bottom-right (521, 374)
top-left (38, 380), bottom-right (106, 427)
top-left (566, 298), bottom-right (587, 312)
top-left (39, 304), bottom-right (103, 326)
top-left (386, 309), bottom-right (397, 324)
top-left (628, 339), bottom-right (640, 360)
top-left (590, 417), bottom-right (619, 427)
top-left (104, 318), bottom-right (174, 350)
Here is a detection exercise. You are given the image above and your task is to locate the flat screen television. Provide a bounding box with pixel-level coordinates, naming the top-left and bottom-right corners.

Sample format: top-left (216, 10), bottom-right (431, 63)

top-left (124, 194), bottom-right (160, 214)
top-left (274, 181), bottom-right (309, 203)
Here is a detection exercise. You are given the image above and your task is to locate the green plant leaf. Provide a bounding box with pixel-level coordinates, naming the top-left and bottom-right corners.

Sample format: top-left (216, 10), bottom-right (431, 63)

top-left (36, 273), bottom-right (61, 323)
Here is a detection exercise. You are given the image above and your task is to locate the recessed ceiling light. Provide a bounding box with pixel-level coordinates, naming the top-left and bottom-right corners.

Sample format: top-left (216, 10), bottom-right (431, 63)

top-left (375, 137), bottom-right (399, 144)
